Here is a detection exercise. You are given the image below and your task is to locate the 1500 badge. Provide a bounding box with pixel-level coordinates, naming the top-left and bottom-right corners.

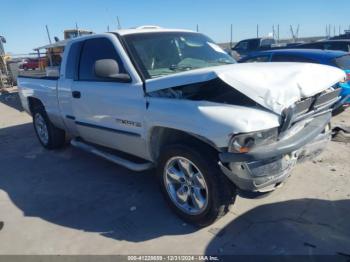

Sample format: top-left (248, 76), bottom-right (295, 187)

top-left (116, 118), bottom-right (142, 128)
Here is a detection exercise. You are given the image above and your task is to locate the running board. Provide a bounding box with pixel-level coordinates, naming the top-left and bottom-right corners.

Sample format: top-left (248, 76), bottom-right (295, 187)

top-left (70, 139), bottom-right (154, 172)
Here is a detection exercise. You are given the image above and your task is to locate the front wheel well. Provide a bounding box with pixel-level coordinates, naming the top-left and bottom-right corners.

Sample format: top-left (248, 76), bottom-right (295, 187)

top-left (149, 127), bottom-right (220, 163)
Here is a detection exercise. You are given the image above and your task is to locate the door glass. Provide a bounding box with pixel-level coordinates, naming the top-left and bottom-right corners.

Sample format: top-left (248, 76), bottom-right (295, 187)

top-left (235, 41), bottom-right (248, 50)
top-left (333, 55), bottom-right (350, 70)
top-left (66, 41), bottom-right (83, 79)
top-left (79, 38), bottom-right (124, 81)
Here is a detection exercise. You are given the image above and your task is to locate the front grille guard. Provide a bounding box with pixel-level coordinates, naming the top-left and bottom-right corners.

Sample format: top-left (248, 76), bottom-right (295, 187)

top-left (279, 88), bottom-right (341, 134)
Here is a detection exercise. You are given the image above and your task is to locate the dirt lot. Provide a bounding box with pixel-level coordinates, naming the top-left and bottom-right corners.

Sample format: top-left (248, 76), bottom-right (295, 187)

top-left (0, 89), bottom-right (349, 256)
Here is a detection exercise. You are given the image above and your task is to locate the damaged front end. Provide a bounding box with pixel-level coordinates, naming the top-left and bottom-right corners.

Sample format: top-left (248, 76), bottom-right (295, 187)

top-left (218, 87), bottom-right (341, 192)
top-left (148, 78), bottom-right (260, 108)
top-left (145, 63), bottom-right (344, 192)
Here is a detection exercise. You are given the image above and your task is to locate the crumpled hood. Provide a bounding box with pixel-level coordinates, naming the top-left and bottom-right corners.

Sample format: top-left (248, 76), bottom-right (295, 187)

top-left (146, 62), bottom-right (346, 115)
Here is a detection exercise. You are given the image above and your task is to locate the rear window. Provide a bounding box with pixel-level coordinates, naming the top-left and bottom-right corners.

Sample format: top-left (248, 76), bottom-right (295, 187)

top-left (333, 55), bottom-right (350, 70)
top-left (261, 38), bottom-right (275, 46)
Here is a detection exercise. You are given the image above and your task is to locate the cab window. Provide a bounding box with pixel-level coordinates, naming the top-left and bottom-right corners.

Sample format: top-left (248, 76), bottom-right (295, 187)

top-left (234, 41), bottom-right (249, 51)
top-left (78, 38), bottom-right (125, 81)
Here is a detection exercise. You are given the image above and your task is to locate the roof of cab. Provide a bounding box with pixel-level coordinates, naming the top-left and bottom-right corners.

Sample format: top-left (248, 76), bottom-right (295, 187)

top-left (114, 26), bottom-right (195, 36)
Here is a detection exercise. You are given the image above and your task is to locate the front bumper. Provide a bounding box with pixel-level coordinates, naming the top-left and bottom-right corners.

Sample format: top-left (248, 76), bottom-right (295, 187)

top-left (218, 113), bottom-right (331, 192)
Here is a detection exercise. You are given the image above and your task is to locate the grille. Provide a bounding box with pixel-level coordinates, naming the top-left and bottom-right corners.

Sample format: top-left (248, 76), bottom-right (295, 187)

top-left (281, 87), bottom-right (341, 132)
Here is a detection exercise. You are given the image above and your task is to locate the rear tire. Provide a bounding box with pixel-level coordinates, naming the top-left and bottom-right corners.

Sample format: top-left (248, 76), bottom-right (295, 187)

top-left (157, 144), bottom-right (236, 227)
top-left (32, 105), bottom-right (66, 149)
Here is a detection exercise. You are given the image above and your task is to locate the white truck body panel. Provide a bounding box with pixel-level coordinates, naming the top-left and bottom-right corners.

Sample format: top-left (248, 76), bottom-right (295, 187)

top-left (15, 28), bottom-right (348, 220)
top-left (17, 30), bottom-right (345, 163)
top-left (145, 98), bottom-right (280, 148)
top-left (18, 77), bottom-right (66, 129)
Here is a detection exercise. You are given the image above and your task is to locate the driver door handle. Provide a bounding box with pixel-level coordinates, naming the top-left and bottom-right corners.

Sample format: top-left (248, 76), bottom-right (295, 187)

top-left (72, 91), bottom-right (81, 99)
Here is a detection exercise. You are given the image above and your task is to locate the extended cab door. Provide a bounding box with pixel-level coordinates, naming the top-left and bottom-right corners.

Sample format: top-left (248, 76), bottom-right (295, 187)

top-left (70, 36), bottom-right (148, 159)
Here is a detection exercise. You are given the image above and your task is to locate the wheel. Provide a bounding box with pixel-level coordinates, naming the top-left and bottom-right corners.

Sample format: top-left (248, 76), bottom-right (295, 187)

top-left (332, 129), bottom-right (350, 143)
top-left (157, 144), bottom-right (236, 227)
top-left (32, 105), bottom-right (66, 149)
top-left (332, 106), bottom-right (345, 116)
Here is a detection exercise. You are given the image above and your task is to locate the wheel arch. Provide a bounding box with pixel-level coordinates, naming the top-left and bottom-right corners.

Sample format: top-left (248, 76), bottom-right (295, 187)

top-left (148, 126), bottom-right (222, 163)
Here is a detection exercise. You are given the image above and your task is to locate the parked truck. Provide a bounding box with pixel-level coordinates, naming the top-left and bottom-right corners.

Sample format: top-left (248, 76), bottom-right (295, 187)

top-left (18, 27), bottom-right (346, 226)
top-left (230, 37), bottom-right (277, 59)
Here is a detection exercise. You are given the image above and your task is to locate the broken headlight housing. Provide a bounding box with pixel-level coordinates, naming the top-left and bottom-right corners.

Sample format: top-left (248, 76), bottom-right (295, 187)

top-left (228, 128), bottom-right (278, 153)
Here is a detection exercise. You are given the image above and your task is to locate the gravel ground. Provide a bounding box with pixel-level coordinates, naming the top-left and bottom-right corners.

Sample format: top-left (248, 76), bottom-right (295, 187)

top-left (0, 89), bottom-right (349, 256)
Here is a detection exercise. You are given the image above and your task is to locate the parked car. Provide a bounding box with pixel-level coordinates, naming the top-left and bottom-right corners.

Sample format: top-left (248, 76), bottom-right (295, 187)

top-left (292, 40), bottom-right (350, 53)
top-left (17, 27), bottom-right (345, 226)
top-left (19, 58), bottom-right (40, 70)
top-left (231, 37), bottom-right (276, 59)
top-left (330, 30), bottom-right (350, 40)
top-left (239, 49), bottom-right (350, 107)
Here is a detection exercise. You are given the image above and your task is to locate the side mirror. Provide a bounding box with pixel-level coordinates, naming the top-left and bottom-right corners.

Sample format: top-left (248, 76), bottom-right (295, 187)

top-left (94, 59), bottom-right (131, 82)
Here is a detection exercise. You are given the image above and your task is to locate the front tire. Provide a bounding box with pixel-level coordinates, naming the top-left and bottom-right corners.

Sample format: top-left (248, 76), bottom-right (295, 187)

top-left (32, 106), bottom-right (66, 149)
top-left (157, 144), bottom-right (236, 227)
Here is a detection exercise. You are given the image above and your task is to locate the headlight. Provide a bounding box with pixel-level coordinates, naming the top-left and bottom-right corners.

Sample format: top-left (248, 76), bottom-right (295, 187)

top-left (228, 128), bottom-right (278, 153)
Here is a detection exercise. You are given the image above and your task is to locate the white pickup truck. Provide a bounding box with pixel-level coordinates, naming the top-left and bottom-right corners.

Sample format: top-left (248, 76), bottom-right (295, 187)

top-left (18, 27), bottom-right (345, 226)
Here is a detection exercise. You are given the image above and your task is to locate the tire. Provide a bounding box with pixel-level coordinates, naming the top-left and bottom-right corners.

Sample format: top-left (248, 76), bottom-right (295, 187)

top-left (32, 105), bottom-right (66, 149)
top-left (332, 129), bottom-right (350, 143)
top-left (332, 106), bottom-right (345, 116)
top-left (157, 143), bottom-right (236, 227)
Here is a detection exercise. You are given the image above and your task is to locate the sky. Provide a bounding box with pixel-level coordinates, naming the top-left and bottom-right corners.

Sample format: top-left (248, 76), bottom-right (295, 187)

top-left (1, 0), bottom-right (350, 54)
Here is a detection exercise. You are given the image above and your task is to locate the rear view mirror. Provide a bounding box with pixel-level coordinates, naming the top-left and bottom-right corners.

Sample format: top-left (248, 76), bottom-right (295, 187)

top-left (94, 59), bottom-right (131, 82)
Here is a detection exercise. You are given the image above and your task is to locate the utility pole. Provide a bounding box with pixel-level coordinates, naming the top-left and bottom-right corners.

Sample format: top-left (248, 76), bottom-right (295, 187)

top-left (107, 25), bottom-right (110, 32)
top-left (117, 16), bottom-right (122, 29)
top-left (296, 24), bottom-right (300, 41)
top-left (75, 22), bottom-right (80, 36)
top-left (230, 24), bottom-right (233, 48)
top-left (333, 25), bottom-right (336, 36)
top-left (339, 25), bottom-right (341, 35)
top-left (45, 25), bottom-right (52, 44)
top-left (290, 24), bottom-right (300, 42)
top-left (256, 24), bottom-right (259, 38)
top-left (277, 24), bottom-right (280, 43)
top-left (196, 24), bottom-right (199, 32)
top-left (272, 25), bottom-right (275, 39)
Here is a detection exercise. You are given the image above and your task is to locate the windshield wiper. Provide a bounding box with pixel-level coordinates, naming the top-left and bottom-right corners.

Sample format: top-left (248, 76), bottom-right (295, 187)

top-left (213, 59), bottom-right (234, 65)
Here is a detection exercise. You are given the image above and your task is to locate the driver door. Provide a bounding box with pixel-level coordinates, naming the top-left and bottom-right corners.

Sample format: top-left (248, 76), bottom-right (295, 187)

top-left (70, 37), bottom-right (147, 159)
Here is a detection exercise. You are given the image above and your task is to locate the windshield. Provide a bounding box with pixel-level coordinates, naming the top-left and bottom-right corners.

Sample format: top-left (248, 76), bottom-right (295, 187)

top-left (333, 54), bottom-right (350, 70)
top-left (123, 32), bottom-right (236, 79)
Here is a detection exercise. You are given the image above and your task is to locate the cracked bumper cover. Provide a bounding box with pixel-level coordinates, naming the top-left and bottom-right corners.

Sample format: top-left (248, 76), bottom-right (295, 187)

top-left (218, 113), bottom-right (331, 192)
